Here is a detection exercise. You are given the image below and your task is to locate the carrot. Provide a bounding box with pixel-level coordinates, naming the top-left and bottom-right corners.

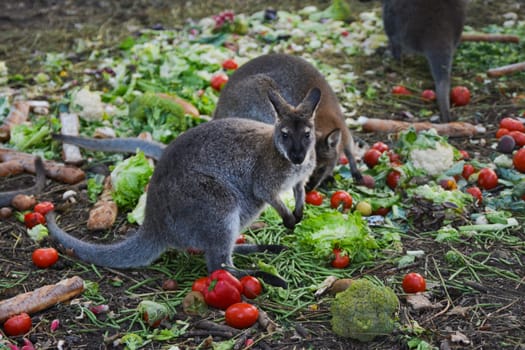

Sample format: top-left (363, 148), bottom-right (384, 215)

top-left (0, 100), bottom-right (30, 142)
top-left (59, 112), bottom-right (83, 165)
top-left (461, 33), bottom-right (520, 43)
top-left (0, 276), bottom-right (84, 322)
top-left (87, 176), bottom-right (118, 230)
top-left (0, 157), bottom-right (46, 207)
top-left (156, 93), bottom-right (200, 117)
top-left (487, 61), bottom-right (525, 78)
top-left (357, 117), bottom-right (485, 137)
top-left (0, 149), bottom-right (85, 184)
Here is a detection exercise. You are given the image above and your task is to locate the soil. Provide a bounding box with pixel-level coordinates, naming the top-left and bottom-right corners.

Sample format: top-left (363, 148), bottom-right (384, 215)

top-left (1, 1), bottom-right (524, 350)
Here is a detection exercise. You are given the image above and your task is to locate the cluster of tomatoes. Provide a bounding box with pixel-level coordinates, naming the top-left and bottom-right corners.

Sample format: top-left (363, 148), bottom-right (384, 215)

top-left (209, 58), bottom-right (239, 91)
top-left (496, 117), bottom-right (525, 176)
top-left (392, 85), bottom-right (471, 107)
top-left (191, 269), bottom-right (262, 329)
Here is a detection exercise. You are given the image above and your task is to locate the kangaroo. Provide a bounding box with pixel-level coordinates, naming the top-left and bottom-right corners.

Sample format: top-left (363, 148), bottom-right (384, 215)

top-left (379, 0), bottom-right (467, 122)
top-left (0, 157), bottom-right (46, 207)
top-left (214, 53), bottom-right (362, 190)
top-left (46, 87), bottom-right (320, 287)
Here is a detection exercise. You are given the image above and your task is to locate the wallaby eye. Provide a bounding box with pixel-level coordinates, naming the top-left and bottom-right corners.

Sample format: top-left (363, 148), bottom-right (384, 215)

top-left (304, 131), bottom-right (311, 138)
top-left (282, 131), bottom-right (289, 139)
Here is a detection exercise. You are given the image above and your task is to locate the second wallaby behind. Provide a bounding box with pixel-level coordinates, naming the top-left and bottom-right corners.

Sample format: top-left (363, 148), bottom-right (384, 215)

top-left (214, 53), bottom-right (362, 190)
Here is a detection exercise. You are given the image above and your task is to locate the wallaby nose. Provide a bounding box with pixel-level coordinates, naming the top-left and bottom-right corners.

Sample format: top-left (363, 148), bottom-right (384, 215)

top-left (290, 152), bottom-right (305, 164)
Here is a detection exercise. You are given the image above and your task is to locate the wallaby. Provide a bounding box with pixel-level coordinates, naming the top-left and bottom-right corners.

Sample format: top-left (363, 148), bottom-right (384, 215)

top-left (214, 53), bottom-right (362, 190)
top-left (0, 157), bottom-right (46, 207)
top-left (46, 87), bottom-right (321, 287)
top-left (379, 0), bottom-right (467, 122)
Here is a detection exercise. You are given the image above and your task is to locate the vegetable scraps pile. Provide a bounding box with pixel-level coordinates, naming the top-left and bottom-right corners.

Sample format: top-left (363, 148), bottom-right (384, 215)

top-left (1, 2), bottom-right (525, 349)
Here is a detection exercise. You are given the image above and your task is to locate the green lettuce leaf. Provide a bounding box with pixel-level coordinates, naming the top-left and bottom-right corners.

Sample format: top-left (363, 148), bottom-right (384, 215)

top-left (111, 152), bottom-right (153, 209)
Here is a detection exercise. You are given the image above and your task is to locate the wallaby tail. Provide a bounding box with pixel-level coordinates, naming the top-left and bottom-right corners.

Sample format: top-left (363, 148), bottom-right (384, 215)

top-left (0, 157), bottom-right (46, 207)
top-left (46, 211), bottom-right (166, 268)
top-left (53, 134), bottom-right (166, 161)
top-left (426, 50), bottom-right (453, 123)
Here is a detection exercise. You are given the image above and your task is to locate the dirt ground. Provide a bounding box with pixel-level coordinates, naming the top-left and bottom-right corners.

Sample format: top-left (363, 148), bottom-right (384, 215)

top-left (1, 1), bottom-right (524, 349)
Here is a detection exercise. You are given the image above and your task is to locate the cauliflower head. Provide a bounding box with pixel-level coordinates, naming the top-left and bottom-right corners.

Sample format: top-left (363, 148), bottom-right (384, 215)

top-left (331, 278), bottom-right (398, 342)
top-left (409, 141), bottom-right (455, 176)
top-left (71, 88), bottom-right (105, 121)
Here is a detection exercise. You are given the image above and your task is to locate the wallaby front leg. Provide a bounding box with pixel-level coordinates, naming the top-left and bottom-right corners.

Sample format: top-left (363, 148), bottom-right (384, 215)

top-left (292, 182), bottom-right (305, 223)
top-left (266, 196), bottom-right (297, 229)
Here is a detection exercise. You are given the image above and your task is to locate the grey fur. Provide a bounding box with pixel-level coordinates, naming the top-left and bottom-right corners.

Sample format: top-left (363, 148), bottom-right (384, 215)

top-left (0, 157), bottom-right (46, 207)
top-left (47, 88), bottom-right (320, 286)
top-left (214, 53), bottom-right (362, 189)
top-left (381, 0), bottom-right (467, 122)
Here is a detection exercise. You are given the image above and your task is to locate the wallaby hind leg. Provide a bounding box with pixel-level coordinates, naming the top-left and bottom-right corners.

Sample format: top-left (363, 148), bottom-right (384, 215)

top-left (426, 51), bottom-right (454, 122)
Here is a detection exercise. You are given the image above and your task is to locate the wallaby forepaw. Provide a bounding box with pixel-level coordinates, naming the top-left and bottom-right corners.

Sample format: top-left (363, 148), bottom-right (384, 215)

top-left (282, 215), bottom-right (297, 229)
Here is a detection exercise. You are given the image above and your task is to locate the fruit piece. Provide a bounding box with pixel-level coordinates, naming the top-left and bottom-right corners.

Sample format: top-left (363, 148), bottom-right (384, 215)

top-left (450, 86), bottom-right (471, 106)
top-left (305, 190), bottom-right (324, 206)
top-left (508, 130), bottom-right (525, 147)
top-left (209, 269), bottom-right (243, 294)
top-left (392, 85), bottom-right (411, 95)
top-left (235, 234), bottom-right (246, 244)
top-left (339, 155), bottom-right (349, 165)
top-left (210, 73), bottom-right (228, 91)
top-left (421, 89), bottom-right (436, 101)
top-left (330, 190), bottom-right (353, 211)
top-left (497, 135), bottom-right (516, 154)
top-left (477, 168), bottom-right (498, 190)
top-left (402, 272), bottom-right (426, 293)
top-left (3, 313), bottom-right (32, 336)
top-left (204, 279), bottom-right (242, 310)
top-left (162, 279), bottom-right (178, 291)
top-left (225, 302), bottom-right (259, 329)
top-left (221, 58), bottom-right (238, 70)
top-left (465, 186), bottom-right (482, 204)
top-left (386, 170), bottom-right (401, 190)
top-left (24, 212), bottom-right (46, 228)
top-left (355, 201), bottom-right (372, 216)
top-left (33, 201), bottom-right (55, 215)
top-left (495, 128), bottom-right (509, 139)
top-left (240, 276), bottom-right (262, 299)
top-left (513, 148), bottom-right (525, 173)
top-left (363, 149), bottom-right (382, 168)
top-left (371, 141), bottom-right (389, 153)
top-left (359, 174), bottom-right (375, 189)
top-left (372, 207), bottom-right (391, 216)
top-left (462, 164), bottom-right (476, 180)
top-left (439, 178), bottom-right (457, 190)
top-left (32, 247), bottom-right (59, 268)
top-left (331, 248), bottom-right (350, 269)
top-left (499, 117), bottom-right (525, 132)
top-left (458, 150), bottom-right (470, 160)
top-left (191, 276), bottom-right (211, 294)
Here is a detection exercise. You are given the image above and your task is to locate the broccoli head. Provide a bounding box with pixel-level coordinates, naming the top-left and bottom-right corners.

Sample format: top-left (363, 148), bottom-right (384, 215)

top-left (330, 278), bottom-right (399, 342)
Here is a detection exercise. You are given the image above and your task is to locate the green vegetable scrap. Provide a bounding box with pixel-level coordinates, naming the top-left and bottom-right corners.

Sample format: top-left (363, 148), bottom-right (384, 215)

top-left (295, 211), bottom-right (379, 263)
top-left (9, 121), bottom-right (51, 151)
top-left (110, 152), bottom-right (153, 209)
top-left (331, 278), bottom-right (399, 342)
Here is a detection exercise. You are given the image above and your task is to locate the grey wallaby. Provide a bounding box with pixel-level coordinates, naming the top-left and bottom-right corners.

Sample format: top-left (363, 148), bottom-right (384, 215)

top-left (214, 53), bottom-right (362, 189)
top-left (46, 87), bottom-right (321, 287)
top-left (56, 54), bottom-right (362, 190)
top-left (378, 0), bottom-right (468, 122)
top-left (0, 157), bottom-right (46, 207)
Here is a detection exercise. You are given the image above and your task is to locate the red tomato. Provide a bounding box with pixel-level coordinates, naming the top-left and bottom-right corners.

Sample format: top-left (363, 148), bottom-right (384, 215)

top-left (3, 313), bottom-right (32, 336)
top-left (495, 128), bottom-right (509, 139)
top-left (513, 148), bottom-right (525, 173)
top-left (191, 276), bottom-right (211, 294)
top-left (210, 73), bottom-right (228, 91)
top-left (204, 279), bottom-right (242, 309)
top-left (450, 86), bottom-right (471, 106)
top-left (240, 276), bottom-right (262, 299)
top-left (386, 170), bottom-right (401, 190)
top-left (462, 164), bottom-right (476, 180)
top-left (371, 141), bottom-right (389, 153)
top-left (330, 190), bottom-right (353, 211)
top-left (24, 212), bottom-right (45, 228)
top-left (402, 272), bottom-right (426, 293)
top-left (209, 269), bottom-right (243, 294)
top-left (508, 130), bottom-right (525, 147)
top-left (466, 186), bottom-right (483, 204)
top-left (235, 234), bottom-right (246, 244)
top-left (222, 58), bottom-right (238, 70)
top-left (225, 302), bottom-right (259, 329)
top-left (32, 247), bottom-right (59, 268)
top-left (33, 201), bottom-right (54, 215)
top-left (372, 207), bottom-right (391, 216)
top-left (331, 248), bottom-right (350, 269)
top-left (392, 85), bottom-right (411, 95)
top-left (305, 190), bottom-right (324, 206)
top-left (339, 154), bottom-right (349, 165)
top-left (458, 150), bottom-right (470, 160)
top-left (363, 148), bottom-right (382, 168)
top-left (477, 168), bottom-right (498, 190)
top-left (387, 151), bottom-right (402, 166)
top-left (500, 117), bottom-right (525, 132)
top-left (421, 89), bottom-right (436, 101)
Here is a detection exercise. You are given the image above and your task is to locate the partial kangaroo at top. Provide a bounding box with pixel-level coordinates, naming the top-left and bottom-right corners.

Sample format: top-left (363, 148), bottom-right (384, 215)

top-left (213, 53), bottom-right (363, 190)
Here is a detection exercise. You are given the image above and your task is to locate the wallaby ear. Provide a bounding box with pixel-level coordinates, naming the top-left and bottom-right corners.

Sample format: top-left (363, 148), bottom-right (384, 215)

top-left (268, 88), bottom-right (290, 119)
top-left (326, 128), bottom-right (342, 149)
top-left (299, 87), bottom-right (321, 119)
